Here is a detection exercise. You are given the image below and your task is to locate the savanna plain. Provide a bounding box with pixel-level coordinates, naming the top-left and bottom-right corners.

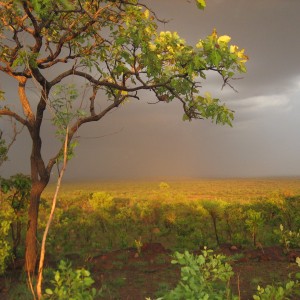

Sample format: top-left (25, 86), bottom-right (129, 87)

top-left (2, 178), bottom-right (300, 299)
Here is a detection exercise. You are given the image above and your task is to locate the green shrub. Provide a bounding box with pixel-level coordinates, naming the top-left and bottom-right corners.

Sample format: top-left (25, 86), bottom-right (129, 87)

top-left (0, 174), bottom-right (31, 257)
top-left (245, 209), bottom-right (264, 246)
top-left (162, 248), bottom-right (236, 300)
top-left (0, 210), bottom-right (13, 274)
top-left (89, 191), bottom-right (114, 212)
top-left (253, 282), bottom-right (298, 300)
top-left (275, 224), bottom-right (300, 252)
top-left (44, 260), bottom-right (99, 300)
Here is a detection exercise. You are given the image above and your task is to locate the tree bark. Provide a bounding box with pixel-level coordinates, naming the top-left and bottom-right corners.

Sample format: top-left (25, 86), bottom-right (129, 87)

top-left (24, 101), bottom-right (50, 272)
top-left (25, 181), bottom-right (46, 273)
top-left (25, 131), bottom-right (49, 273)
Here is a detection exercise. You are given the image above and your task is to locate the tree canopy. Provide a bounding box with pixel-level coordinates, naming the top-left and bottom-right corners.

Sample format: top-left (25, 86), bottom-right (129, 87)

top-left (0, 0), bottom-right (248, 143)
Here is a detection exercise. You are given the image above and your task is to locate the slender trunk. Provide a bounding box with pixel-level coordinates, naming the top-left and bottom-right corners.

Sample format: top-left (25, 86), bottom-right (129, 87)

top-left (16, 219), bottom-right (22, 255)
top-left (11, 217), bottom-right (22, 257)
top-left (25, 180), bottom-right (46, 273)
top-left (211, 214), bottom-right (220, 246)
top-left (253, 229), bottom-right (256, 247)
top-left (36, 129), bottom-right (68, 300)
top-left (10, 223), bottom-right (16, 256)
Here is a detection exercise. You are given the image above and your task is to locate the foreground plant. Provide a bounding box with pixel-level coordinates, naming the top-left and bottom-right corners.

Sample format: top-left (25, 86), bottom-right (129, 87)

top-left (161, 247), bottom-right (236, 300)
top-left (43, 260), bottom-right (99, 300)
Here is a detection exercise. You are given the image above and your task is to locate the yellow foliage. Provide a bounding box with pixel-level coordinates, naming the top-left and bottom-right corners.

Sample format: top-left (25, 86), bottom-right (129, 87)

top-left (217, 35), bottom-right (231, 44)
top-left (196, 41), bottom-right (203, 49)
top-left (144, 9), bottom-right (149, 19)
top-left (211, 28), bottom-right (218, 40)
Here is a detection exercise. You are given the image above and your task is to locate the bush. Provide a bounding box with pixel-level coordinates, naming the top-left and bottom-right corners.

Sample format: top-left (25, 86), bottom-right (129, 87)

top-left (162, 248), bottom-right (236, 300)
top-left (276, 224), bottom-right (300, 252)
top-left (0, 210), bottom-right (13, 274)
top-left (88, 191), bottom-right (114, 212)
top-left (44, 260), bottom-right (99, 300)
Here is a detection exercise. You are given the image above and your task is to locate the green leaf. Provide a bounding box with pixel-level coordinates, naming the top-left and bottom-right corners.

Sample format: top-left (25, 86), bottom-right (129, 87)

top-left (196, 0), bottom-right (206, 10)
top-left (54, 271), bottom-right (60, 282)
top-left (210, 50), bottom-right (221, 66)
top-left (45, 289), bottom-right (53, 295)
top-left (83, 277), bottom-right (94, 286)
top-left (182, 114), bottom-right (190, 121)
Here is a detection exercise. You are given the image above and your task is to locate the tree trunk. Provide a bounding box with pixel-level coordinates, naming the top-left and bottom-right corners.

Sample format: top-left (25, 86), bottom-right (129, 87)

top-left (25, 181), bottom-right (46, 273)
top-left (211, 213), bottom-right (220, 246)
top-left (25, 119), bottom-right (50, 273)
top-left (11, 216), bottom-right (22, 257)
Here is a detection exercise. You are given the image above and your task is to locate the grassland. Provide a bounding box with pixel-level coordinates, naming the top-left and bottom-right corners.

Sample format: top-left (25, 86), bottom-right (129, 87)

top-left (44, 177), bottom-right (300, 202)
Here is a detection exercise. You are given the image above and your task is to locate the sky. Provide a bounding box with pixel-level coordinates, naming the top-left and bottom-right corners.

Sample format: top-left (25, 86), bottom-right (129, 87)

top-left (1, 0), bottom-right (300, 181)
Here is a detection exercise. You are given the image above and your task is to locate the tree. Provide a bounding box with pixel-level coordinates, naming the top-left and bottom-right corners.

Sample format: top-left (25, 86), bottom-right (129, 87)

top-left (0, 0), bottom-right (248, 272)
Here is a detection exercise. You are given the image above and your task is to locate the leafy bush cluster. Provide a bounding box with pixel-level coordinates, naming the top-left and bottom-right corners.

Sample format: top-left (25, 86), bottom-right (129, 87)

top-left (41, 187), bottom-right (300, 256)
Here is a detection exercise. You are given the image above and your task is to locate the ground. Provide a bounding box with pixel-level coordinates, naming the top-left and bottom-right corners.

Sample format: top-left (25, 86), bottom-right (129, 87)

top-left (1, 246), bottom-right (300, 299)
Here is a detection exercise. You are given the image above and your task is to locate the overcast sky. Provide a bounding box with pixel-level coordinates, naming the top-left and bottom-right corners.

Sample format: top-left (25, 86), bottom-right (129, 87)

top-left (1, 0), bottom-right (300, 181)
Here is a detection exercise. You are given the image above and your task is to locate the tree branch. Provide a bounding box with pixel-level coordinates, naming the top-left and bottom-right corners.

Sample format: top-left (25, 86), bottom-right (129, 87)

top-left (0, 108), bottom-right (28, 126)
top-left (17, 77), bottom-right (35, 124)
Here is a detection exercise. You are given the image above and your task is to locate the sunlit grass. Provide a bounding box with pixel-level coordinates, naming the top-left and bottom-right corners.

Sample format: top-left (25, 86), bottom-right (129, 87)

top-left (43, 177), bottom-right (300, 203)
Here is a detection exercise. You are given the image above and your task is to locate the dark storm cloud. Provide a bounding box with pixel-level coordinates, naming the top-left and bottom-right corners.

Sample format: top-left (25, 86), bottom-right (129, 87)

top-left (1, 0), bottom-right (300, 179)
